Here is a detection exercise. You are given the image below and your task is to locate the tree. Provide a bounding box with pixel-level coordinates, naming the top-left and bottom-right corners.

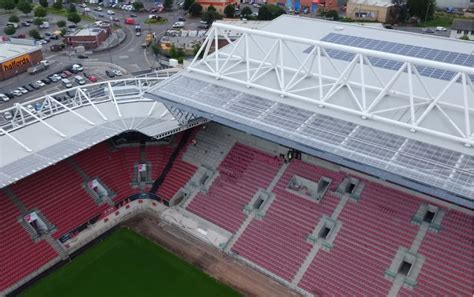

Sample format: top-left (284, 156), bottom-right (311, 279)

top-left (34, 6), bottom-right (47, 18)
top-left (183, 0), bottom-right (193, 10)
top-left (202, 10), bottom-right (221, 24)
top-left (407, 0), bottom-right (435, 21)
top-left (67, 12), bottom-right (81, 24)
top-left (163, 0), bottom-right (172, 10)
top-left (224, 4), bottom-right (235, 18)
top-left (29, 28), bottom-right (41, 39)
top-left (460, 35), bottom-right (470, 41)
top-left (207, 4), bottom-right (215, 12)
top-left (39, 0), bottom-right (48, 7)
top-left (132, 1), bottom-right (143, 11)
top-left (52, 0), bottom-right (63, 10)
top-left (8, 14), bottom-right (19, 22)
top-left (324, 9), bottom-right (339, 20)
top-left (60, 27), bottom-right (66, 36)
top-left (68, 3), bottom-right (76, 13)
top-left (188, 2), bottom-right (202, 16)
top-left (151, 43), bottom-right (160, 55)
top-left (17, 0), bottom-right (32, 14)
top-left (4, 26), bottom-right (16, 35)
top-left (56, 19), bottom-right (66, 27)
top-left (257, 4), bottom-right (284, 20)
top-left (240, 6), bottom-right (252, 18)
top-left (33, 17), bottom-right (43, 27)
top-left (0, 0), bottom-right (16, 10)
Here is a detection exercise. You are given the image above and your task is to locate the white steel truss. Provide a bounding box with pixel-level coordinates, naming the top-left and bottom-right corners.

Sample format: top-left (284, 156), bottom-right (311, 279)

top-left (0, 72), bottom-right (177, 152)
top-left (188, 23), bottom-right (474, 148)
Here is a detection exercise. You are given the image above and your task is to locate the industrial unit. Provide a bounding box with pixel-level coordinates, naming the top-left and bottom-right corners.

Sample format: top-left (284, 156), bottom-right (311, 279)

top-left (0, 42), bottom-right (43, 81)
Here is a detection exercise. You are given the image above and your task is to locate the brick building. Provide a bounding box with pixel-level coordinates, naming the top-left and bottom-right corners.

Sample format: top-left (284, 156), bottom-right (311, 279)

top-left (196, 0), bottom-right (237, 13)
top-left (64, 27), bottom-right (111, 49)
top-left (0, 42), bottom-right (43, 81)
top-left (346, 0), bottom-right (398, 23)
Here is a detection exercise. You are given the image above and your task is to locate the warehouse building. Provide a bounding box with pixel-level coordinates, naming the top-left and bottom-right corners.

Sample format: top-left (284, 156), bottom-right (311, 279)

top-left (0, 42), bottom-right (43, 81)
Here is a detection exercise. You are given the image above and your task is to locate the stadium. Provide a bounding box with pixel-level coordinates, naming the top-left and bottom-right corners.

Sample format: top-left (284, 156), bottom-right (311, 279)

top-left (1, 15), bottom-right (473, 296)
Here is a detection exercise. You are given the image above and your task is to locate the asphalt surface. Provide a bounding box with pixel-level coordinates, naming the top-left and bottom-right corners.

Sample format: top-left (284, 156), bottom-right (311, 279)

top-left (0, 2), bottom-right (195, 108)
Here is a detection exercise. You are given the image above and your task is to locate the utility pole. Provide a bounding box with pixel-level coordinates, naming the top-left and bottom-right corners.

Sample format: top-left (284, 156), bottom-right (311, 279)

top-left (424, 2), bottom-right (430, 23)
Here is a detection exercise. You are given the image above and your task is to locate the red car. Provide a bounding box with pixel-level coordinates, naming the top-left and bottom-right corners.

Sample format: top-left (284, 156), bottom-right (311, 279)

top-left (88, 75), bottom-right (98, 82)
top-left (63, 70), bottom-right (73, 77)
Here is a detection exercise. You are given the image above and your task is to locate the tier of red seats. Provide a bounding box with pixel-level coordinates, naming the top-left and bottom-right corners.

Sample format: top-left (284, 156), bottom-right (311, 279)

top-left (156, 134), bottom-right (198, 201)
top-left (187, 143), bottom-right (283, 232)
top-left (8, 161), bottom-right (109, 238)
top-left (73, 143), bottom-right (136, 202)
top-left (401, 209), bottom-right (474, 296)
top-left (299, 181), bottom-right (423, 295)
top-left (144, 144), bottom-right (174, 181)
top-left (0, 193), bottom-right (58, 291)
top-left (231, 160), bottom-right (342, 281)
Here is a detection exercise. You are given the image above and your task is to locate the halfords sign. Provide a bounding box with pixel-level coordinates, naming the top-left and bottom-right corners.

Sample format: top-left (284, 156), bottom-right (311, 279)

top-left (2, 54), bottom-right (31, 72)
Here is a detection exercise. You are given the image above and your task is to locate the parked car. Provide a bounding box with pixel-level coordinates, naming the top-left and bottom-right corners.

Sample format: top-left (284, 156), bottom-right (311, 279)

top-left (88, 75), bottom-right (98, 82)
top-left (105, 70), bottom-right (116, 78)
top-left (0, 93), bottom-right (9, 102)
top-left (35, 80), bottom-right (46, 87)
top-left (18, 87), bottom-right (28, 94)
top-left (21, 21), bottom-right (30, 27)
top-left (107, 10), bottom-right (115, 15)
top-left (3, 111), bottom-right (13, 120)
top-left (12, 89), bottom-right (22, 97)
top-left (63, 70), bottom-right (73, 77)
top-left (98, 13), bottom-right (105, 17)
top-left (29, 83), bottom-right (41, 90)
top-left (23, 85), bottom-right (34, 92)
top-left (62, 78), bottom-right (73, 88)
top-left (130, 13), bottom-right (137, 17)
top-left (95, 6), bottom-right (103, 11)
top-left (78, 54), bottom-right (89, 59)
top-left (112, 70), bottom-right (122, 76)
top-left (70, 64), bottom-right (84, 73)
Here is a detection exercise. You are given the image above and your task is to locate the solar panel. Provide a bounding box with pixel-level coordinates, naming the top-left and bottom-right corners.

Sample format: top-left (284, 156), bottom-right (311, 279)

top-left (318, 33), bottom-right (474, 82)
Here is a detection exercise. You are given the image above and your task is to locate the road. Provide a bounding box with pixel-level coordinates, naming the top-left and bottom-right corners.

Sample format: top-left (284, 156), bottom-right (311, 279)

top-left (0, 1), bottom-right (193, 109)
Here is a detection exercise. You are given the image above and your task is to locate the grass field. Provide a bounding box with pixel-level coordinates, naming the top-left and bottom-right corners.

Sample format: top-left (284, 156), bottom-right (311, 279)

top-left (20, 228), bottom-right (241, 297)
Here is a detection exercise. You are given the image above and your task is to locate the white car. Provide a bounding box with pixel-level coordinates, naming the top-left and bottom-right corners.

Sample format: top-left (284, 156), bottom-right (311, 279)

top-left (18, 87), bottom-right (28, 94)
top-left (36, 80), bottom-right (46, 87)
top-left (0, 93), bottom-right (9, 102)
top-left (107, 10), bottom-right (114, 15)
top-left (26, 104), bottom-right (35, 113)
top-left (112, 70), bottom-right (122, 76)
top-left (96, 7), bottom-right (103, 11)
top-left (436, 26), bottom-right (447, 31)
top-left (12, 89), bottom-right (22, 96)
top-left (80, 3), bottom-right (87, 8)
top-left (4, 111), bottom-right (13, 120)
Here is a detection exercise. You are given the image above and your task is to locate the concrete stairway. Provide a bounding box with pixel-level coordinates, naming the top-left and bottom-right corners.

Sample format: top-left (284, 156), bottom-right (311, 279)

top-left (182, 124), bottom-right (236, 169)
top-left (44, 235), bottom-right (69, 260)
top-left (3, 188), bottom-right (28, 215)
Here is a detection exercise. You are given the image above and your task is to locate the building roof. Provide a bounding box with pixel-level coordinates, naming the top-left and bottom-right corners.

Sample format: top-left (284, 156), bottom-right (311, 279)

top-left (452, 19), bottom-right (474, 31)
top-left (147, 15), bottom-right (474, 207)
top-left (67, 27), bottom-right (105, 37)
top-left (0, 74), bottom-right (186, 188)
top-left (347, 0), bottom-right (394, 7)
top-left (0, 42), bottom-right (41, 64)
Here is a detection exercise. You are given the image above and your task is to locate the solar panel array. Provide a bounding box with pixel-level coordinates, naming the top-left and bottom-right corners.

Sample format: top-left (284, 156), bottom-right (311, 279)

top-left (155, 75), bottom-right (474, 203)
top-left (317, 33), bottom-right (474, 82)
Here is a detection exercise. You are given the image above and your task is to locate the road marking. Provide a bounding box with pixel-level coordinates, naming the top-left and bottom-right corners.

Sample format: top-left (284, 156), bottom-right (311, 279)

top-left (119, 56), bottom-right (129, 59)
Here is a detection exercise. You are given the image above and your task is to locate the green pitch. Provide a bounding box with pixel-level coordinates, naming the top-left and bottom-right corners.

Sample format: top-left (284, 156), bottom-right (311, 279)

top-left (21, 228), bottom-right (241, 297)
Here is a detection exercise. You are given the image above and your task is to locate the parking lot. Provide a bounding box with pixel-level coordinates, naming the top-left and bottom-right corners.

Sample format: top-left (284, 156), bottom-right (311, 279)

top-left (0, 61), bottom-right (129, 110)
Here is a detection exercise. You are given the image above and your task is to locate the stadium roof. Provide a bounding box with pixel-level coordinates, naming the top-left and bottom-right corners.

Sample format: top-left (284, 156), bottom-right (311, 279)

top-left (0, 74), bottom-right (204, 188)
top-left (147, 16), bottom-right (474, 208)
